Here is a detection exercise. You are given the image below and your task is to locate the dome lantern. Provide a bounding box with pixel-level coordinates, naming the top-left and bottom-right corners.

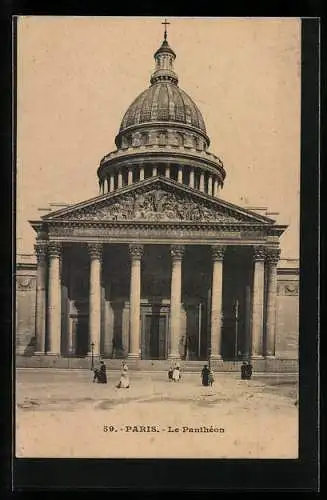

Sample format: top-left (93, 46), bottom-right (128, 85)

top-left (151, 20), bottom-right (178, 86)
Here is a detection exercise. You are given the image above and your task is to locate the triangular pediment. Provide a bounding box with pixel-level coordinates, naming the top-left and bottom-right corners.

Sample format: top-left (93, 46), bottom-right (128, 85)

top-left (42, 177), bottom-right (276, 225)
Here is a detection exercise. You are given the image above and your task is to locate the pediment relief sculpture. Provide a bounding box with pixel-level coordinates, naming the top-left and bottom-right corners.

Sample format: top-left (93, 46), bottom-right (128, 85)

top-left (59, 189), bottom-right (243, 223)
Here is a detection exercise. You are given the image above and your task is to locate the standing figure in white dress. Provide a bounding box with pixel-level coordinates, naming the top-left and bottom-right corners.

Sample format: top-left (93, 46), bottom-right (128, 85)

top-left (172, 363), bottom-right (181, 382)
top-left (116, 361), bottom-right (130, 388)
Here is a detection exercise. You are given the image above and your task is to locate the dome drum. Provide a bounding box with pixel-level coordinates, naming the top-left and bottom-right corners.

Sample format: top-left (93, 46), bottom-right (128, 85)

top-left (97, 151), bottom-right (225, 196)
top-left (98, 161), bottom-right (224, 198)
top-left (115, 122), bottom-right (210, 151)
top-left (98, 147), bottom-right (225, 177)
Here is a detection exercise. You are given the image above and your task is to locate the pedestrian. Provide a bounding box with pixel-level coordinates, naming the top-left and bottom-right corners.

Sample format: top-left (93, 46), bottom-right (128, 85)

top-left (116, 361), bottom-right (130, 388)
top-left (208, 368), bottom-right (214, 386)
top-left (241, 361), bottom-right (253, 380)
top-left (201, 364), bottom-right (211, 386)
top-left (168, 364), bottom-right (174, 381)
top-left (172, 363), bottom-right (181, 382)
top-left (93, 360), bottom-right (107, 384)
top-left (246, 361), bottom-right (253, 380)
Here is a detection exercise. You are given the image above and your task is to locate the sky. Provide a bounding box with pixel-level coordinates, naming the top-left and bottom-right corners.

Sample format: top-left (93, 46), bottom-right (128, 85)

top-left (16, 17), bottom-right (301, 258)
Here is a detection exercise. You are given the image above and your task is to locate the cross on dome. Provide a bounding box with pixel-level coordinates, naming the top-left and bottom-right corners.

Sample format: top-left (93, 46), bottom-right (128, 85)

top-left (162, 18), bottom-right (170, 41)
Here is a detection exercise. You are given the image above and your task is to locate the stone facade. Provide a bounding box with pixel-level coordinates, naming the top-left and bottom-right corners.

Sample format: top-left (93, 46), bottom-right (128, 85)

top-left (16, 31), bottom-right (299, 372)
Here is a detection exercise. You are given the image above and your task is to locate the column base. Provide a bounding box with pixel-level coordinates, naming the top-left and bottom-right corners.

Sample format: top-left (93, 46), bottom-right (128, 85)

top-left (45, 352), bottom-right (61, 356)
top-left (127, 353), bottom-right (140, 360)
top-left (251, 354), bottom-right (264, 359)
top-left (86, 352), bottom-right (100, 357)
top-left (34, 351), bottom-right (46, 356)
top-left (210, 354), bottom-right (222, 361)
top-left (265, 355), bottom-right (276, 359)
top-left (168, 353), bottom-right (180, 360)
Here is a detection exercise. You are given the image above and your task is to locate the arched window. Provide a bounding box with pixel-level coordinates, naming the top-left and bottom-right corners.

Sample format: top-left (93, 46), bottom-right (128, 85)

top-left (176, 132), bottom-right (184, 146)
top-left (141, 133), bottom-right (148, 146)
top-left (159, 131), bottom-right (167, 146)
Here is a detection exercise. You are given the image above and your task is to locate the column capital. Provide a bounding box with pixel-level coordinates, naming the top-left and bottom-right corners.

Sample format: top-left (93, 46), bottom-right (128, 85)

top-left (34, 241), bottom-right (48, 264)
top-left (265, 247), bottom-right (281, 265)
top-left (253, 245), bottom-right (266, 261)
top-left (129, 243), bottom-right (144, 260)
top-left (88, 243), bottom-right (103, 260)
top-left (48, 241), bottom-right (62, 258)
top-left (211, 245), bottom-right (226, 261)
top-left (170, 244), bottom-right (185, 261)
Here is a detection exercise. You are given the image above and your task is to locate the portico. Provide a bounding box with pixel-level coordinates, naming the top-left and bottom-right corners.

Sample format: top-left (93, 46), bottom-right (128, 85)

top-left (29, 30), bottom-right (287, 368)
top-left (31, 178), bottom-right (285, 364)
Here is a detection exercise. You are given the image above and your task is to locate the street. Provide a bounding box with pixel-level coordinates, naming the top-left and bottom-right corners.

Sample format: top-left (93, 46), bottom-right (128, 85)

top-left (15, 368), bottom-right (298, 459)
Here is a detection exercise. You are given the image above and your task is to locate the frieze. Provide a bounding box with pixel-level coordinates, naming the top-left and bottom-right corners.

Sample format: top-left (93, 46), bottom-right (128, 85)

top-left (47, 222), bottom-right (265, 237)
top-left (16, 277), bottom-right (35, 290)
top-left (47, 224), bottom-right (270, 243)
top-left (56, 188), bottom-right (245, 224)
top-left (277, 281), bottom-right (299, 296)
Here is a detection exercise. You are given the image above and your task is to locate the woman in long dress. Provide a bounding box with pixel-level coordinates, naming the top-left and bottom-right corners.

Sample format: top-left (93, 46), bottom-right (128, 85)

top-left (172, 364), bottom-right (181, 382)
top-left (201, 364), bottom-right (210, 386)
top-left (116, 362), bottom-right (130, 388)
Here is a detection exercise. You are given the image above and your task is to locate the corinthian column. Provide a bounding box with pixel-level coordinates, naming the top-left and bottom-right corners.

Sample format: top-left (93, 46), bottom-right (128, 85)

top-left (168, 245), bottom-right (184, 359)
top-left (213, 179), bottom-right (219, 197)
top-left (128, 244), bottom-right (143, 359)
top-left (88, 243), bottom-right (102, 356)
top-left (34, 241), bottom-right (48, 354)
top-left (109, 174), bottom-right (115, 192)
top-left (208, 175), bottom-right (213, 196)
top-left (177, 166), bottom-right (183, 183)
top-left (199, 172), bottom-right (205, 192)
top-left (128, 168), bottom-right (133, 185)
top-left (189, 168), bottom-right (195, 189)
top-left (47, 242), bottom-right (62, 355)
top-left (251, 245), bottom-right (266, 357)
top-left (118, 170), bottom-right (123, 188)
top-left (210, 245), bottom-right (226, 359)
top-left (265, 248), bottom-right (281, 357)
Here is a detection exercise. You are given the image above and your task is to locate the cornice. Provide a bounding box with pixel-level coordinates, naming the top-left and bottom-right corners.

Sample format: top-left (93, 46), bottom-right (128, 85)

top-left (46, 219), bottom-right (272, 232)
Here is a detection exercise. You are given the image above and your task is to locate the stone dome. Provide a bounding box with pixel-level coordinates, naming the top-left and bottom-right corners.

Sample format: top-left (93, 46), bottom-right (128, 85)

top-left (119, 82), bottom-right (207, 134)
top-left (98, 29), bottom-right (226, 197)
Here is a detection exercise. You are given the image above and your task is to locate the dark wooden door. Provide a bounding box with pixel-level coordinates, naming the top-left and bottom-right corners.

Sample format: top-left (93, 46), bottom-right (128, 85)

top-left (143, 314), bottom-right (167, 359)
top-left (74, 316), bottom-right (89, 356)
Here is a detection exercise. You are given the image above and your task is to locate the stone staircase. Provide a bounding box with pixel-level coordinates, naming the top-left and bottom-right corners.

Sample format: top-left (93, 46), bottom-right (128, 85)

top-left (15, 355), bottom-right (298, 373)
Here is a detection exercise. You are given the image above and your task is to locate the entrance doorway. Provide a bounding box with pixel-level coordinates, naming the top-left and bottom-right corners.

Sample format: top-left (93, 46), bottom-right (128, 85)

top-left (72, 316), bottom-right (89, 356)
top-left (142, 314), bottom-right (167, 359)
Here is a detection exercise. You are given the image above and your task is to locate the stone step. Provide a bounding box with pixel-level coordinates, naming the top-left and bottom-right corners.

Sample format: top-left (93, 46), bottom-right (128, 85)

top-left (15, 355), bottom-right (298, 373)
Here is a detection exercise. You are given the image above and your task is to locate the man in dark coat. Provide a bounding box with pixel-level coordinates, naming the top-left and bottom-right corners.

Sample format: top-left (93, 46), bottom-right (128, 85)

top-left (201, 364), bottom-right (211, 386)
top-left (241, 361), bottom-right (253, 380)
top-left (93, 361), bottom-right (107, 384)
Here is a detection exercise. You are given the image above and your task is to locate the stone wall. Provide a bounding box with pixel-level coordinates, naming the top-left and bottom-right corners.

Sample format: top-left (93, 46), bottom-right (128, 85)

top-left (16, 264), bottom-right (37, 355)
top-left (275, 268), bottom-right (299, 359)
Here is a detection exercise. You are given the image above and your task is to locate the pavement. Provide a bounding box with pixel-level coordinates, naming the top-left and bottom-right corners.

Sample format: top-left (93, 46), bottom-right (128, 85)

top-left (15, 368), bottom-right (299, 459)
